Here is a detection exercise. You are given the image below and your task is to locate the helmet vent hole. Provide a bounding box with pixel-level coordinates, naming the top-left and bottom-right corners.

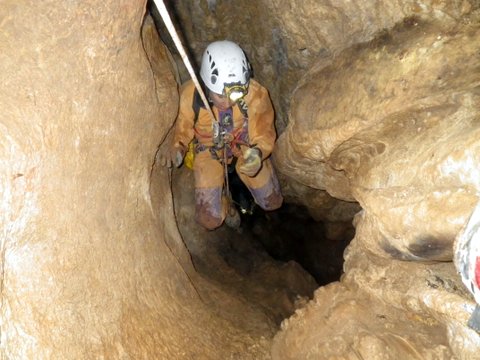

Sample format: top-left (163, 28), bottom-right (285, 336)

top-left (212, 69), bottom-right (219, 76)
top-left (211, 75), bottom-right (217, 84)
top-left (210, 61), bottom-right (216, 69)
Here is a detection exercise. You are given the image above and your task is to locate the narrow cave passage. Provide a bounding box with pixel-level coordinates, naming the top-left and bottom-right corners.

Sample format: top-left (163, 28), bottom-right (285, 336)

top-left (164, 161), bottom-right (357, 325)
top-left (146, 2), bottom-right (480, 358)
top-left (226, 168), bottom-right (355, 287)
top-left (147, 1), bottom-right (359, 326)
top-left (3, 1), bottom-right (480, 359)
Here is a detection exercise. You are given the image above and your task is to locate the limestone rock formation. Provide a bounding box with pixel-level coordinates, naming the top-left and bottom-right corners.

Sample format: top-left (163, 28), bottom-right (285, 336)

top-left (0, 2), bottom-right (272, 358)
top-left (272, 14), bottom-right (480, 360)
top-left (272, 239), bottom-right (480, 359)
top-left (277, 18), bottom-right (480, 261)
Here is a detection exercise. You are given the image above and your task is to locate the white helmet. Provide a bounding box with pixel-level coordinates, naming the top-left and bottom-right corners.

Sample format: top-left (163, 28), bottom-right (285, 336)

top-left (200, 40), bottom-right (250, 100)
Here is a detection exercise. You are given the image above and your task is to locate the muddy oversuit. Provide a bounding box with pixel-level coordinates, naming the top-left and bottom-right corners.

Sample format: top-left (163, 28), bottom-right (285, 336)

top-left (172, 79), bottom-right (283, 230)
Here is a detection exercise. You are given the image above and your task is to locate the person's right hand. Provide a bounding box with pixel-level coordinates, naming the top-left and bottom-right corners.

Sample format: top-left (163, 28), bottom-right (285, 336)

top-left (238, 147), bottom-right (262, 177)
top-left (159, 144), bottom-right (186, 168)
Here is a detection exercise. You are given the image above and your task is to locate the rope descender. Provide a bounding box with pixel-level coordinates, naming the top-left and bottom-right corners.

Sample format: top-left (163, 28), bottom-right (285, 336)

top-left (152, 0), bottom-right (218, 128)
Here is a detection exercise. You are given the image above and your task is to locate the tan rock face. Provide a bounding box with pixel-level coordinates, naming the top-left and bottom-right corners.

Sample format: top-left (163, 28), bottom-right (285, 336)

top-left (272, 16), bottom-right (480, 360)
top-left (4, 0), bottom-right (480, 359)
top-left (272, 239), bottom-right (479, 359)
top-left (278, 18), bottom-right (480, 261)
top-left (0, 2), bottom-right (271, 358)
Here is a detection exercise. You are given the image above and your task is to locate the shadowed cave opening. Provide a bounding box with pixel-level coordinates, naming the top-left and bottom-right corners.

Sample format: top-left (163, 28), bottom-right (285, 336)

top-left (165, 163), bottom-right (358, 325)
top-left (226, 169), bottom-right (355, 286)
top-left (169, 163), bottom-right (355, 286)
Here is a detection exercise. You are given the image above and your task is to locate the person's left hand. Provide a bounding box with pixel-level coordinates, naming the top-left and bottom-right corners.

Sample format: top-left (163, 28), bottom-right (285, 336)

top-left (238, 147), bottom-right (262, 177)
top-left (158, 143), bottom-right (186, 168)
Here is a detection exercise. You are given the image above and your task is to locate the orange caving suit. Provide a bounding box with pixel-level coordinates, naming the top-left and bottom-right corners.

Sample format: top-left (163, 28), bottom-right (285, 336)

top-left (173, 79), bottom-right (283, 230)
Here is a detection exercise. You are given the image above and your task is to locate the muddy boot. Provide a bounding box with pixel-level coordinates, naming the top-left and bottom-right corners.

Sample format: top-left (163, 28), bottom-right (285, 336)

top-left (225, 205), bottom-right (241, 230)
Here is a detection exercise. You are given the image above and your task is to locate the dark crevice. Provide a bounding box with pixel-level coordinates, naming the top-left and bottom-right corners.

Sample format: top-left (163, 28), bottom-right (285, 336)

top-left (229, 170), bottom-right (355, 286)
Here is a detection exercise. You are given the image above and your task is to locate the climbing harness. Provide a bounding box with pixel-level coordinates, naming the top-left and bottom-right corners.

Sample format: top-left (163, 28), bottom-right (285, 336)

top-left (192, 90), bottom-right (249, 149)
top-left (192, 97), bottom-right (250, 157)
top-left (193, 101), bottom-right (251, 204)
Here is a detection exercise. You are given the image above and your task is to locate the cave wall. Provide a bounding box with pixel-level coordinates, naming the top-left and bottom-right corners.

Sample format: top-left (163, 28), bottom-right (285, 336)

top-left (277, 17), bottom-right (480, 261)
top-left (0, 2), bottom-right (271, 358)
top-left (166, 1), bottom-right (480, 358)
top-left (3, 0), bottom-right (480, 358)
top-left (273, 11), bottom-right (480, 360)
top-left (164, 0), bottom-right (475, 133)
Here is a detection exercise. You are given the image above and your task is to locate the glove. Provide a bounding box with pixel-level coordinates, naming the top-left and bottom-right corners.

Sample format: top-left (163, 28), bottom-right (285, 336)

top-left (159, 143), bottom-right (186, 168)
top-left (238, 147), bottom-right (262, 177)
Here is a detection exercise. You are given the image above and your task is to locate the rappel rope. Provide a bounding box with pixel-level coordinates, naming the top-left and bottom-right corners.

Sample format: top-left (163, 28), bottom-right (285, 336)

top-left (153, 0), bottom-right (217, 126)
top-left (154, 0), bottom-right (233, 203)
top-left (223, 145), bottom-right (232, 208)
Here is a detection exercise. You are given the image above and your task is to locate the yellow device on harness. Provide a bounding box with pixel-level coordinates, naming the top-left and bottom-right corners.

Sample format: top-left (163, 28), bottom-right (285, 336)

top-left (184, 141), bottom-right (195, 170)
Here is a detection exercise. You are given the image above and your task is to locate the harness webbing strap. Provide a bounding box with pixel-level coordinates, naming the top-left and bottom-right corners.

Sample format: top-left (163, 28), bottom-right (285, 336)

top-left (192, 89), bottom-right (250, 145)
top-left (237, 98), bottom-right (249, 119)
top-left (192, 89), bottom-right (203, 126)
top-left (191, 87), bottom-right (251, 171)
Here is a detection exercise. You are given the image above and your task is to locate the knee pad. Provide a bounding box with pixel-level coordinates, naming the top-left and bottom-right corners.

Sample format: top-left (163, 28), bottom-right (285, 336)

top-left (195, 187), bottom-right (224, 230)
top-left (195, 210), bottom-right (223, 230)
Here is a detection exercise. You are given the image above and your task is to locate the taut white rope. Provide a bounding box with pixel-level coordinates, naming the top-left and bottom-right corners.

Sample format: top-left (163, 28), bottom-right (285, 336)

top-left (152, 0), bottom-right (217, 124)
